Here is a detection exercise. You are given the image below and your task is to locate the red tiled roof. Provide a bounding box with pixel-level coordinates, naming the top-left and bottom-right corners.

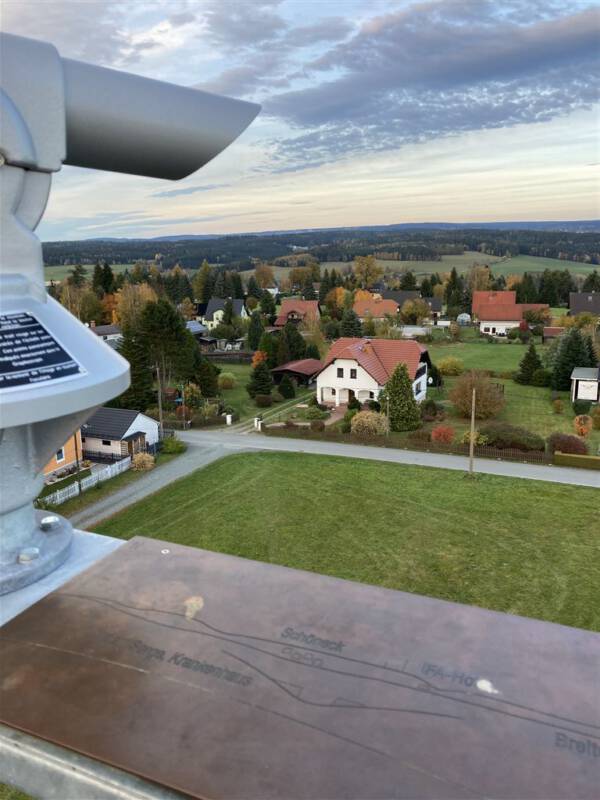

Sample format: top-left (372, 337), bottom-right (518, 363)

top-left (274, 299), bottom-right (320, 327)
top-left (320, 338), bottom-right (427, 384)
top-left (353, 298), bottom-right (399, 318)
top-left (271, 358), bottom-right (323, 376)
top-left (472, 291), bottom-right (516, 316)
top-left (543, 326), bottom-right (565, 337)
top-left (479, 303), bottom-right (549, 322)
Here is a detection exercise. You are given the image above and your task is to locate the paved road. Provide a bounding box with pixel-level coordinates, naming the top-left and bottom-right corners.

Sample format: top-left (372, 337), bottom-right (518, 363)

top-left (71, 428), bottom-right (598, 529)
top-left (180, 429), bottom-right (600, 489)
top-left (69, 443), bottom-right (229, 529)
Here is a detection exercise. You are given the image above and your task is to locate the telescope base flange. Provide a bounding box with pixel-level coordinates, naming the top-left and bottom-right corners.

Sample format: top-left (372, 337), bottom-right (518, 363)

top-left (0, 511), bottom-right (73, 596)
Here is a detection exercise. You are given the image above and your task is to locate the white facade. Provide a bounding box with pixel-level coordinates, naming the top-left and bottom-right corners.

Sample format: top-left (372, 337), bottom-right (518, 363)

top-left (81, 435), bottom-right (124, 458)
top-left (124, 413), bottom-right (160, 446)
top-left (479, 320), bottom-right (520, 336)
top-left (317, 359), bottom-right (427, 406)
top-left (204, 307), bottom-right (248, 330)
top-left (82, 413), bottom-right (159, 458)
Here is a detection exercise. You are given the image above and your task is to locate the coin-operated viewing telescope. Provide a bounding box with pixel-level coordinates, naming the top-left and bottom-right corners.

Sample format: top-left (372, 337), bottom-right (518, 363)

top-left (0, 33), bottom-right (260, 593)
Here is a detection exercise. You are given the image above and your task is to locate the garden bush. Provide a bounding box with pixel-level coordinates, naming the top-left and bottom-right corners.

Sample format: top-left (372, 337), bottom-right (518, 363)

top-left (531, 368), bottom-right (551, 387)
top-left (449, 372), bottom-right (505, 419)
top-left (574, 414), bottom-right (593, 437)
top-left (592, 406), bottom-right (600, 431)
top-left (255, 394), bottom-right (273, 408)
top-left (350, 410), bottom-right (389, 437)
top-left (546, 432), bottom-right (588, 455)
top-left (175, 404), bottom-right (192, 420)
top-left (461, 430), bottom-right (489, 446)
top-left (367, 399), bottom-right (381, 412)
top-left (340, 407), bottom-right (358, 433)
top-left (552, 398), bottom-right (564, 414)
top-left (272, 391), bottom-right (285, 403)
top-left (480, 422), bottom-right (545, 452)
top-left (348, 396), bottom-right (361, 410)
top-left (307, 405), bottom-right (329, 420)
top-left (310, 419), bottom-right (325, 432)
top-left (431, 425), bottom-right (454, 444)
top-left (132, 452), bottom-right (155, 471)
top-left (507, 328), bottom-right (520, 340)
top-left (438, 356), bottom-right (464, 376)
top-left (161, 437), bottom-right (187, 454)
top-left (217, 372), bottom-right (236, 390)
top-left (420, 398), bottom-right (438, 421)
top-left (572, 399), bottom-right (592, 415)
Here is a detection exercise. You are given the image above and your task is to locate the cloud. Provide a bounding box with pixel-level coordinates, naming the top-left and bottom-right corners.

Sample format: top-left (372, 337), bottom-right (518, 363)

top-left (152, 183), bottom-right (231, 198)
top-left (202, 0), bottom-right (287, 47)
top-left (264, 2), bottom-right (599, 166)
top-left (283, 17), bottom-right (352, 46)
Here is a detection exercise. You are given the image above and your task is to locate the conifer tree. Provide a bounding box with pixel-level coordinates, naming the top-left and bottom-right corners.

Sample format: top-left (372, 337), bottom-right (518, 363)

top-left (302, 275), bottom-right (317, 300)
top-left (258, 331), bottom-right (278, 368)
top-left (246, 360), bottom-right (273, 398)
top-left (380, 364), bottom-right (421, 431)
top-left (260, 290), bottom-right (276, 317)
top-left (305, 342), bottom-right (321, 359)
top-left (279, 374), bottom-right (296, 399)
top-left (247, 310), bottom-right (264, 351)
top-left (516, 341), bottom-right (542, 384)
top-left (340, 308), bottom-right (362, 337)
top-left (247, 275), bottom-right (261, 299)
top-left (283, 321), bottom-right (307, 360)
top-left (116, 325), bottom-right (155, 411)
top-left (551, 328), bottom-right (591, 390)
top-left (277, 332), bottom-right (291, 365)
top-left (195, 357), bottom-right (219, 397)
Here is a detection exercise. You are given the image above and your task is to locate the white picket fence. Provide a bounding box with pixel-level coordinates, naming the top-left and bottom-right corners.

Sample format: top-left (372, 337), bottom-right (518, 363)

top-left (40, 457), bottom-right (132, 507)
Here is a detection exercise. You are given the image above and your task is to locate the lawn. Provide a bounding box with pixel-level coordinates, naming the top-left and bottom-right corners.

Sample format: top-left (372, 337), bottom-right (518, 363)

top-left (428, 338), bottom-right (535, 372)
top-left (96, 451), bottom-right (600, 632)
top-left (48, 453), bottom-right (178, 518)
top-left (43, 263), bottom-right (133, 282)
top-left (214, 361), bottom-right (313, 422)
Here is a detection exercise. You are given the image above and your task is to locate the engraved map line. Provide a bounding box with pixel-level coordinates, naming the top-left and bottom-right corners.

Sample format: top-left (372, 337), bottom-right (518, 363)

top-left (55, 591), bottom-right (600, 739)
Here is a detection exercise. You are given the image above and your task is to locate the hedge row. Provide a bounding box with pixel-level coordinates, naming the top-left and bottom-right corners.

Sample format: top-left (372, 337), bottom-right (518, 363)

top-left (553, 452), bottom-right (600, 470)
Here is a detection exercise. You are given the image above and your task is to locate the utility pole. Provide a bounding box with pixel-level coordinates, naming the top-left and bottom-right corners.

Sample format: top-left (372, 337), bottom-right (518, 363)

top-left (468, 387), bottom-right (476, 477)
top-left (73, 432), bottom-right (83, 496)
top-left (156, 363), bottom-right (164, 440)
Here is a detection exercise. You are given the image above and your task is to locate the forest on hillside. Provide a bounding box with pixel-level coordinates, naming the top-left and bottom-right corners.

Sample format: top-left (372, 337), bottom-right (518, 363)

top-left (43, 227), bottom-right (600, 270)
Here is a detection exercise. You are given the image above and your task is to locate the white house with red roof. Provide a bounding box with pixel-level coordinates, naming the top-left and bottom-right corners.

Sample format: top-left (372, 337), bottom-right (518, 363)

top-left (472, 290), bottom-right (548, 336)
top-left (316, 338), bottom-right (430, 407)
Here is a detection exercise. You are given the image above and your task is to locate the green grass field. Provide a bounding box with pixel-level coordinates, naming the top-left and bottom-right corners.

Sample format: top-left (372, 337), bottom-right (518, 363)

top-left (428, 338), bottom-right (533, 372)
top-left (44, 263), bottom-right (133, 282)
top-left (96, 451), bottom-right (600, 632)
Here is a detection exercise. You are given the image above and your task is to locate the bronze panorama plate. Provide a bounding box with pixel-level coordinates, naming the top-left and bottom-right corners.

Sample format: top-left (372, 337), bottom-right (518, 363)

top-left (1, 537), bottom-right (599, 799)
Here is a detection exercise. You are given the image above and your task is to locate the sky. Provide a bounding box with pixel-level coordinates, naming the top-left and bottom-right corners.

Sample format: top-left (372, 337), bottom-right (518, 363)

top-left (3, 0), bottom-right (599, 240)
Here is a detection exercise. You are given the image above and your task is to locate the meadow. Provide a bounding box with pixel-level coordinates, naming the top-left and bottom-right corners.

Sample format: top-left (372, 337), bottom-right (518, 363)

top-left (96, 451), bottom-right (600, 632)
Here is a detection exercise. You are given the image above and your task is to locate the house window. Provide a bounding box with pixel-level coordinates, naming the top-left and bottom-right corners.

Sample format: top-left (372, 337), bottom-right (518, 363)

top-left (81, 436), bottom-right (86, 442)
top-left (337, 367), bottom-right (343, 378)
top-left (55, 447), bottom-right (65, 463)
top-left (350, 368), bottom-right (357, 379)
top-left (331, 388), bottom-right (336, 395)
top-left (102, 440), bottom-right (111, 446)
top-left (369, 391), bottom-right (374, 399)
top-left (483, 327), bottom-right (490, 333)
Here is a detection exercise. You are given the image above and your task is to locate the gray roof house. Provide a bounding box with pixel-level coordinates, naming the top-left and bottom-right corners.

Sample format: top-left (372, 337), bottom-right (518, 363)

top-left (81, 407), bottom-right (160, 461)
top-left (203, 298), bottom-right (247, 327)
top-left (569, 292), bottom-right (600, 315)
top-left (381, 290), bottom-right (420, 306)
